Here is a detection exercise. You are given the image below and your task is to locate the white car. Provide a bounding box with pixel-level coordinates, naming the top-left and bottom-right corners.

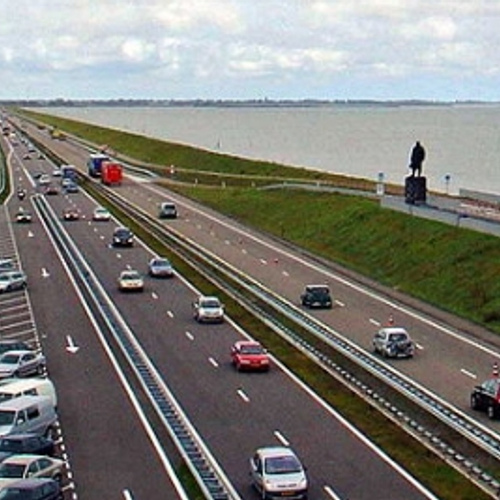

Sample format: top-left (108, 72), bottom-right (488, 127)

top-left (193, 296), bottom-right (224, 323)
top-left (118, 270), bottom-right (144, 292)
top-left (0, 272), bottom-right (27, 293)
top-left (92, 206), bottom-right (111, 222)
top-left (250, 446), bottom-right (308, 500)
top-left (0, 350), bottom-right (45, 379)
top-left (0, 454), bottom-right (64, 487)
top-left (37, 174), bottom-right (51, 186)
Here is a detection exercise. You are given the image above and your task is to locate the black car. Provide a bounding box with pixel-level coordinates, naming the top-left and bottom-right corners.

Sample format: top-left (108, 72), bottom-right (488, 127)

top-left (112, 227), bottom-right (134, 247)
top-left (470, 377), bottom-right (500, 419)
top-left (300, 284), bottom-right (333, 309)
top-left (0, 433), bottom-right (55, 463)
top-left (0, 478), bottom-right (62, 500)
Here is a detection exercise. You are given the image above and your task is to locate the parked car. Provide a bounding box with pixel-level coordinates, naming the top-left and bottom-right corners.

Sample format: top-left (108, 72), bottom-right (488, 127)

top-left (112, 227), bottom-right (134, 247)
top-left (14, 209), bottom-right (32, 224)
top-left (0, 478), bottom-right (62, 500)
top-left (148, 257), bottom-right (174, 278)
top-left (0, 351), bottom-right (45, 379)
top-left (193, 296), bottom-right (224, 323)
top-left (62, 208), bottom-right (79, 221)
top-left (0, 434), bottom-right (56, 463)
top-left (372, 327), bottom-right (415, 358)
top-left (470, 377), bottom-right (500, 419)
top-left (92, 206), bottom-right (111, 222)
top-left (0, 272), bottom-right (27, 293)
top-left (250, 446), bottom-right (308, 500)
top-left (118, 270), bottom-right (144, 292)
top-left (300, 284), bottom-right (332, 309)
top-left (158, 202), bottom-right (178, 219)
top-left (0, 454), bottom-right (64, 487)
top-left (231, 340), bottom-right (270, 371)
top-left (0, 342), bottom-right (31, 357)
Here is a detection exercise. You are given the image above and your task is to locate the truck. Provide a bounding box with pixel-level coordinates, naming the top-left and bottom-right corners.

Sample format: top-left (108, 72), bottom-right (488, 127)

top-left (87, 153), bottom-right (110, 178)
top-left (101, 161), bottom-right (123, 186)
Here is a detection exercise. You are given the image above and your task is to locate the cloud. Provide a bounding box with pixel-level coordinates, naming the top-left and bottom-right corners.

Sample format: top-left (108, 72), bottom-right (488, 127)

top-left (0, 0), bottom-right (499, 100)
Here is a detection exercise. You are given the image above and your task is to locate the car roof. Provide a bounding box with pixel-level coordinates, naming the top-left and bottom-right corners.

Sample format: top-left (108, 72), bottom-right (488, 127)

top-left (1, 454), bottom-right (53, 465)
top-left (256, 446), bottom-right (297, 459)
top-left (0, 350), bottom-right (34, 357)
top-left (235, 340), bottom-right (262, 348)
top-left (305, 284), bottom-right (329, 290)
top-left (379, 327), bottom-right (409, 335)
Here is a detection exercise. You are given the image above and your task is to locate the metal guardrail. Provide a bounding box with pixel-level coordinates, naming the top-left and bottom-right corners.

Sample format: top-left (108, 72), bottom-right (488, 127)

top-left (32, 194), bottom-right (241, 500)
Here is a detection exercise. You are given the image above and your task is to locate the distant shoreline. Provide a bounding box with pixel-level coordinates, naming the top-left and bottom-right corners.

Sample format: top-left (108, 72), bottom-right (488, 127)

top-left (3, 98), bottom-right (500, 108)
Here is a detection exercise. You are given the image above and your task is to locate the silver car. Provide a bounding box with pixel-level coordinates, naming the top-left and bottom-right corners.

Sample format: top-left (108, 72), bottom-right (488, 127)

top-left (372, 327), bottom-right (415, 358)
top-left (0, 351), bottom-right (45, 379)
top-left (148, 257), bottom-right (174, 278)
top-left (250, 446), bottom-right (308, 500)
top-left (0, 272), bottom-right (27, 293)
top-left (193, 296), bottom-right (224, 323)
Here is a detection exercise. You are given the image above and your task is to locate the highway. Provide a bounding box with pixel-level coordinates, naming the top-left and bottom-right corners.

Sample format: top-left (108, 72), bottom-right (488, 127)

top-left (2, 117), bottom-right (498, 499)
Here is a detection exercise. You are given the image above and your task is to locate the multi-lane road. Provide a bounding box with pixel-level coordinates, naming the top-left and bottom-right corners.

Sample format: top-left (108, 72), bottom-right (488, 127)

top-left (1, 118), bottom-right (498, 500)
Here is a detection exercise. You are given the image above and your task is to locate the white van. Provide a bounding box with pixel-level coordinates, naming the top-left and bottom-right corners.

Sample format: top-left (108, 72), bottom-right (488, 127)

top-left (0, 395), bottom-right (57, 438)
top-left (0, 378), bottom-right (57, 408)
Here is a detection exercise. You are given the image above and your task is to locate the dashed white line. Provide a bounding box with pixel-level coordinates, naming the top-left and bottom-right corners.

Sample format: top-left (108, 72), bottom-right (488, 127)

top-left (273, 430), bottom-right (289, 446)
top-left (324, 485), bottom-right (343, 500)
top-left (185, 331), bottom-right (194, 341)
top-left (334, 300), bottom-right (345, 307)
top-left (461, 368), bottom-right (477, 379)
top-left (237, 389), bottom-right (250, 402)
top-left (208, 357), bottom-right (219, 368)
top-left (369, 318), bottom-right (381, 327)
top-left (166, 310), bottom-right (174, 318)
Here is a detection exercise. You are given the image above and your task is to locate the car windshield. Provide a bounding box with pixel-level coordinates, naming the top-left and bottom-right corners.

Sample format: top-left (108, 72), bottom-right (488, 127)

top-left (123, 272), bottom-right (140, 280)
top-left (201, 299), bottom-right (220, 308)
top-left (0, 411), bottom-right (15, 426)
top-left (265, 455), bottom-right (302, 475)
top-left (0, 355), bottom-right (19, 365)
top-left (309, 287), bottom-right (329, 295)
top-left (0, 463), bottom-right (25, 478)
top-left (152, 259), bottom-right (170, 268)
top-left (390, 333), bottom-right (409, 342)
top-left (240, 344), bottom-right (264, 355)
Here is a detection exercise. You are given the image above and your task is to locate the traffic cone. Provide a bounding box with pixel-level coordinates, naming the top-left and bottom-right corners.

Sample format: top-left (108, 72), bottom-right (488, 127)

top-left (493, 361), bottom-right (499, 378)
top-left (387, 314), bottom-right (394, 326)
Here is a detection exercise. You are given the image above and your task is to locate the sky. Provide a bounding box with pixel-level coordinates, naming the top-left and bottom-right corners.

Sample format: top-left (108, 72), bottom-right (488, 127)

top-left (1, 0), bottom-right (499, 102)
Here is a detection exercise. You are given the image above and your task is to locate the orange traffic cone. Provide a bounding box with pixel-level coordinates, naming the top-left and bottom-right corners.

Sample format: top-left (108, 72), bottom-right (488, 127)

top-left (387, 314), bottom-right (394, 326)
top-left (493, 361), bottom-right (499, 378)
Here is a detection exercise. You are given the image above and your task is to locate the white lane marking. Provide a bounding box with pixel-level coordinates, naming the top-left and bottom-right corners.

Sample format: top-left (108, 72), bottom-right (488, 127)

top-left (237, 389), bottom-right (250, 402)
top-left (334, 299), bottom-right (345, 307)
top-left (273, 430), bottom-right (290, 446)
top-left (241, 248), bottom-right (247, 254)
top-left (151, 292), bottom-right (158, 299)
top-left (123, 489), bottom-right (134, 500)
top-left (116, 253), bottom-right (122, 259)
top-left (65, 335), bottom-right (80, 354)
top-left (461, 368), bottom-right (477, 379)
top-left (260, 259), bottom-right (267, 265)
top-left (282, 270), bottom-right (289, 277)
top-left (369, 318), bottom-right (380, 327)
top-left (41, 268), bottom-right (50, 278)
top-left (324, 485), bottom-right (343, 500)
top-left (28, 231), bottom-right (34, 238)
top-left (185, 331), bottom-right (194, 340)
top-left (166, 310), bottom-right (174, 318)
top-left (415, 343), bottom-right (424, 351)
top-left (224, 240), bottom-right (230, 245)
top-left (209, 357), bottom-right (218, 368)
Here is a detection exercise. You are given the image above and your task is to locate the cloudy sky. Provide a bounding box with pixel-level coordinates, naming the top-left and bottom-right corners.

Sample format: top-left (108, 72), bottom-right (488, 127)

top-left (1, 0), bottom-right (499, 101)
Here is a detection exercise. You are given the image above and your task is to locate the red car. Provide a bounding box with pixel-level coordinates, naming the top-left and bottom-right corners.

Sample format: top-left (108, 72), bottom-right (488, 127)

top-left (231, 340), bottom-right (270, 372)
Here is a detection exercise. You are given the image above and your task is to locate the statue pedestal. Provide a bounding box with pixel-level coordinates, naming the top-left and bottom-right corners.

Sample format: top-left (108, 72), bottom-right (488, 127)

top-left (405, 176), bottom-right (427, 205)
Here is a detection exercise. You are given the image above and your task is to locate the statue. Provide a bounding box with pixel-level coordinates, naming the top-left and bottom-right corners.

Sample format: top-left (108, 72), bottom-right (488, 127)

top-left (409, 141), bottom-right (426, 177)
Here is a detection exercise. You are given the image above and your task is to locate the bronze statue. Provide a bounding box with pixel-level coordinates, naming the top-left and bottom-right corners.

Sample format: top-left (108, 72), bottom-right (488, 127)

top-left (409, 141), bottom-right (426, 177)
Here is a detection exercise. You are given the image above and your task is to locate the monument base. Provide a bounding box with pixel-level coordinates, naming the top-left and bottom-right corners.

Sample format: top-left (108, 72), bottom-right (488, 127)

top-left (405, 176), bottom-right (427, 205)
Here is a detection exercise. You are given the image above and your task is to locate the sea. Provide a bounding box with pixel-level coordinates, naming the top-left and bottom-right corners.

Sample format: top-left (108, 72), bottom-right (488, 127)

top-left (38, 104), bottom-right (500, 196)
